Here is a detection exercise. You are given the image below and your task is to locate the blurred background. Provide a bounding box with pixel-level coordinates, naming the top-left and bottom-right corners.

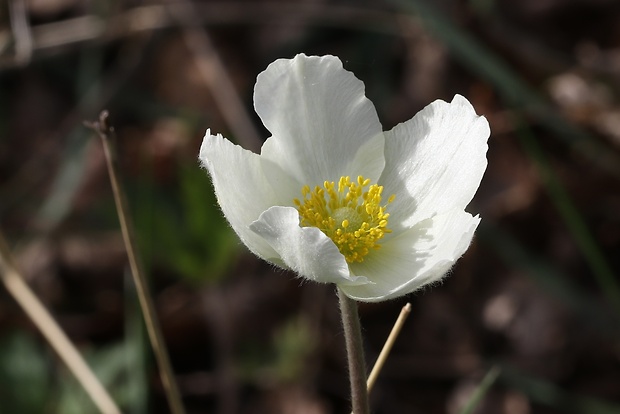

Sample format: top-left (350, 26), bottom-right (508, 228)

top-left (1, 0), bottom-right (620, 413)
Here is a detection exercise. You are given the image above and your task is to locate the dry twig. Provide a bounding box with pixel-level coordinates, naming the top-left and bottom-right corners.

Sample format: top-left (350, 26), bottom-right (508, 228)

top-left (0, 230), bottom-right (121, 414)
top-left (85, 111), bottom-right (186, 414)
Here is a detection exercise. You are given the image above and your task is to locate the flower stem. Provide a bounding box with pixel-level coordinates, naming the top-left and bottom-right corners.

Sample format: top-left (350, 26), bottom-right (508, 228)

top-left (338, 288), bottom-right (370, 414)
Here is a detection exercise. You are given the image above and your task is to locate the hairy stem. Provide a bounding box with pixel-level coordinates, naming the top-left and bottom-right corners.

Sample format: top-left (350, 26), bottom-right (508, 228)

top-left (338, 288), bottom-right (370, 414)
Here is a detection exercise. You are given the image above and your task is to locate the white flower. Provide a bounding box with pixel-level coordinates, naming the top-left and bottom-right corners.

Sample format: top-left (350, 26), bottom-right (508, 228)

top-left (199, 54), bottom-right (489, 302)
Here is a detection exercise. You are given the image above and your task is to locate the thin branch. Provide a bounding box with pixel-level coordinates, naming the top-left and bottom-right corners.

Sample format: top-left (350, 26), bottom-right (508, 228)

top-left (85, 111), bottom-right (186, 414)
top-left (8, 0), bottom-right (33, 65)
top-left (0, 230), bottom-right (121, 414)
top-left (0, 3), bottom-right (408, 68)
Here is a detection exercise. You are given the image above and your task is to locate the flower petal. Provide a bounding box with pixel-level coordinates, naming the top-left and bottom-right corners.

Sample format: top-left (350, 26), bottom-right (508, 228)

top-left (249, 206), bottom-right (370, 286)
top-left (380, 95), bottom-right (489, 231)
top-left (255, 54), bottom-right (385, 187)
top-left (341, 209), bottom-right (480, 302)
top-left (199, 130), bottom-right (300, 260)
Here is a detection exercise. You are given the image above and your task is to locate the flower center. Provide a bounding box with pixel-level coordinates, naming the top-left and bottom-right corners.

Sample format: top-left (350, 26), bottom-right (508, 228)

top-left (293, 176), bottom-right (395, 263)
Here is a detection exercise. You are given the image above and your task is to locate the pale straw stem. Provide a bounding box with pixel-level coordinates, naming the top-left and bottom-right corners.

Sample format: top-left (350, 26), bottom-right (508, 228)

top-left (0, 231), bottom-right (121, 414)
top-left (348, 302), bottom-right (411, 414)
top-left (366, 302), bottom-right (411, 392)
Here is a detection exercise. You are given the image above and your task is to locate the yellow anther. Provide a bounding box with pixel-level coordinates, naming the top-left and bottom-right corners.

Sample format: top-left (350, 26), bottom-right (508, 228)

top-left (295, 175), bottom-right (395, 263)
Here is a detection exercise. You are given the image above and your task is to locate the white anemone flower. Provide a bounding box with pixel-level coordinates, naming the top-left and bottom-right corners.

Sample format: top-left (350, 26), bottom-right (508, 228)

top-left (199, 54), bottom-right (489, 302)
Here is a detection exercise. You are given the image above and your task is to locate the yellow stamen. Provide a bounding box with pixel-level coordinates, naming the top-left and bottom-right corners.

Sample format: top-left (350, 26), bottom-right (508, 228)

top-left (295, 175), bottom-right (395, 263)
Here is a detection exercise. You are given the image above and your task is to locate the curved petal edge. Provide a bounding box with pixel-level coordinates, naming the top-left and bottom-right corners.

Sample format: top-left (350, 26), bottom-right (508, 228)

top-left (249, 206), bottom-right (370, 286)
top-left (341, 210), bottom-right (480, 302)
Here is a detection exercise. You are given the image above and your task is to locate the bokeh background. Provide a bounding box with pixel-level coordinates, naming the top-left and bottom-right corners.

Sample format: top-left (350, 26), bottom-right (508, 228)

top-left (1, 0), bottom-right (620, 413)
